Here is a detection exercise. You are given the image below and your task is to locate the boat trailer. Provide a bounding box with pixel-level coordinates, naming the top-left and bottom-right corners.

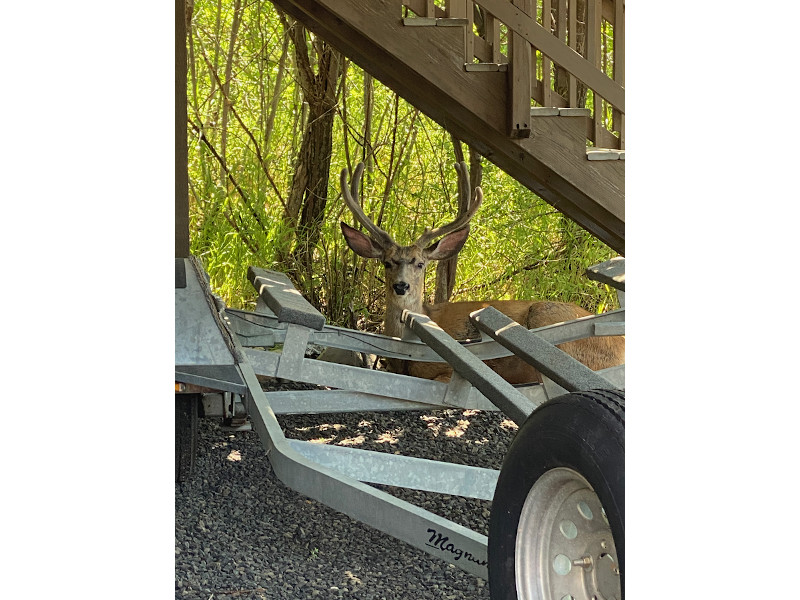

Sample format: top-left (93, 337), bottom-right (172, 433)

top-left (175, 255), bottom-right (625, 596)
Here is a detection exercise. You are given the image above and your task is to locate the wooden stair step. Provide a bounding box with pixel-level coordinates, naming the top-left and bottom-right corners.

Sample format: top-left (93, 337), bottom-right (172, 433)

top-left (586, 147), bottom-right (625, 161)
top-left (558, 107), bottom-right (592, 118)
top-left (529, 107), bottom-right (594, 118)
top-left (465, 63), bottom-right (508, 72)
top-left (529, 107), bottom-right (560, 117)
top-left (402, 17), bottom-right (468, 27)
top-left (435, 18), bottom-right (468, 27)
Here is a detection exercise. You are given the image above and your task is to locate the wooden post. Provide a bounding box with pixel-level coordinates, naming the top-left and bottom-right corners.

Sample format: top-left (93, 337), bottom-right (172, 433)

top-left (586, 0), bottom-right (601, 68)
top-left (175, 0), bottom-right (190, 257)
top-left (542, 0), bottom-right (552, 106)
top-left (485, 11), bottom-right (502, 63)
top-left (556, 0), bottom-right (567, 44)
top-left (613, 0), bottom-right (624, 148)
top-left (448, 0), bottom-right (467, 18)
top-left (586, 0), bottom-right (602, 146)
top-left (568, 0), bottom-right (577, 107)
top-left (509, 0), bottom-right (532, 137)
top-left (465, 0), bottom-right (474, 64)
top-left (447, 0), bottom-right (470, 63)
top-left (555, 0), bottom-right (567, 102)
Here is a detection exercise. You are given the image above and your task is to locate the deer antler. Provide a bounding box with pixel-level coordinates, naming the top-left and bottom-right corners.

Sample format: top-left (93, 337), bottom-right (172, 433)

top-left (340, 162), bottom-right (395, 248)
top-left (415, 161), bottom-right (483, 248)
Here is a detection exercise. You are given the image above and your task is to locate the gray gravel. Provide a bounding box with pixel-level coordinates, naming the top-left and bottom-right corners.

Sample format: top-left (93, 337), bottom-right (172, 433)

top-left (175, 379), bottom-right (519, 599)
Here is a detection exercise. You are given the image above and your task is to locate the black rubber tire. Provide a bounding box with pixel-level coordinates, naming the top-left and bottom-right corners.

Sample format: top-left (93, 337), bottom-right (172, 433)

top-left (488, 389), bottom-right (625, 600)
top-left (175, 394), bottom-right (200, 483)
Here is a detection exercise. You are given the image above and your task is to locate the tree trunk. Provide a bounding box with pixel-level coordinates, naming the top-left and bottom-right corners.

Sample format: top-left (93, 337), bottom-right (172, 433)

top-left (434, 139), bottom-right (483, 303)
top-left (278, 23), bottom-right (343, 294)
top-left (362, 72), bottom-right (373, 171)
top-left (218, 0), bottom-right (243, 183)
top-left (264, 13), bottom-right (291, 153)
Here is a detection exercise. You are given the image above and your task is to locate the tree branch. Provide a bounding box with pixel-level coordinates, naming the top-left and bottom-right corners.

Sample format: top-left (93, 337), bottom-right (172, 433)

top-left (196, 39), bottom-right (287, 211)
top-left (454, 258), bottom-right (553, 297)
top-left (189, 118), bottom-right (269, 235)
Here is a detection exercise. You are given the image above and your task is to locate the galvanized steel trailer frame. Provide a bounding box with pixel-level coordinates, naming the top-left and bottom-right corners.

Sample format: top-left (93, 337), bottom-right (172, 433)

top-left (175, 256), bottom-right (624, 580)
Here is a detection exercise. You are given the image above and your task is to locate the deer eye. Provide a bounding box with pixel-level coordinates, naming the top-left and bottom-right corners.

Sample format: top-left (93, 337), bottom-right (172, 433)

top-left (416, 262), bottom-right (424, 269)
top-left (383, 261), bottom-right (392, 269)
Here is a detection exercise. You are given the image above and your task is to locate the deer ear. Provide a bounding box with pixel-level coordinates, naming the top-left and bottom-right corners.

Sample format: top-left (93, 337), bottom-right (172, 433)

top-left (340, 222), bottom-right (384, 258)
top-left (424, 227), bottom-right (470, 261)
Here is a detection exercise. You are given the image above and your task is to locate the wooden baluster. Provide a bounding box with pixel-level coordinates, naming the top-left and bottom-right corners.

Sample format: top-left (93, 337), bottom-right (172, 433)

top-left (568, 0), bottom-right (577, 107)
top-left (586, 0), bottom-right (601, 69)
top-left (466, 1), bottom-right (475, 63)
top-left (542, 0), bottom-right (552, 106)
top-left (613, 0), bottom-right (624, 149)
top-left (587, 0), bottom-right (602, 145)
top-left (448, 0), bottom-right (469, 63)
top-left (509, 0), bottom-right (532, 137)
top-left (485, 11), bottom-right (502, 63)
top-left (555, 0), bottom-right (567, 102)
top-left (425, 0), bottom-right (435, 18)
top-left (556, 0), bottom-right (567, 48)
top-left (528, 1), bottom-right (539, 108)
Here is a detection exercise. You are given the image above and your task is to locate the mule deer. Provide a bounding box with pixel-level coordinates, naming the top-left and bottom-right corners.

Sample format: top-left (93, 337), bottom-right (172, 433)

top-left (339, 161), bottom-right (624, 384)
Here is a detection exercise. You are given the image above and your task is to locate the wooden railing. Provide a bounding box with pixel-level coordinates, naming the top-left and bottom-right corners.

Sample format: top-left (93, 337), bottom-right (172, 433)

top-left (403, 0), bottom-right (624, 149)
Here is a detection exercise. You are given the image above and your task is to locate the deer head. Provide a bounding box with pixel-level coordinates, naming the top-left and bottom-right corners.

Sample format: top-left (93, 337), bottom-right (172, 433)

top-left (340, 161), bottom-right (483, 337)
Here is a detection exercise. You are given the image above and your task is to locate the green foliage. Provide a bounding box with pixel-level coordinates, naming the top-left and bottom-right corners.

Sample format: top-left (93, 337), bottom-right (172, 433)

top-left (186, 0), bottom-right (620, 325)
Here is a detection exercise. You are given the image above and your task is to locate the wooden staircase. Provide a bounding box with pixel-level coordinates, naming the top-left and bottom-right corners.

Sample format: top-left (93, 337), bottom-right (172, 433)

top-left (270, 0), bottom-right (625, 254)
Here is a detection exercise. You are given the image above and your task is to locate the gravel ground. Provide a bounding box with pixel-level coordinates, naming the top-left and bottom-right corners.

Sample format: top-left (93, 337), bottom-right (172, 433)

top-left (175, 380), bottom-right (519, 599)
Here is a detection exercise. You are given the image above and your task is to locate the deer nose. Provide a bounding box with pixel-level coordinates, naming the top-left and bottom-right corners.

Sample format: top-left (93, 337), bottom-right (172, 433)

top-left (392, 282), bottom-right (410, 295)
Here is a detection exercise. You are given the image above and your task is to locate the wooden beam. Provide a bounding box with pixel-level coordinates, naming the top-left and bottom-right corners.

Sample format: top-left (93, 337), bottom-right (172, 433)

top-left (614, 0), bottom-right (624, 84)
top-left (464, 0), bottom-right (474, 63)
top-left (509, 0), bottom-right (532, 137)
top-left (613, 0), bottom-right (625, 147)
top-left (175, 0), bottom-right (190, 257)
top-left (568, 0), bottom-right (577, 107)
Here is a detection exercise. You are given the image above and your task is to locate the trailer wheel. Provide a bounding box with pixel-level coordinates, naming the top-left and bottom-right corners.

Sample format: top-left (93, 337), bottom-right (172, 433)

top-left (175, 393), bottom-right (200, 483)
top-left (488, 389), bottom-right (624, 600)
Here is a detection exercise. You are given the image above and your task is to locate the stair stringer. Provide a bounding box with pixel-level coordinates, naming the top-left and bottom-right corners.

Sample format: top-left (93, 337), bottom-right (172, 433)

top-left (271, 0), bottom-right (624, 254)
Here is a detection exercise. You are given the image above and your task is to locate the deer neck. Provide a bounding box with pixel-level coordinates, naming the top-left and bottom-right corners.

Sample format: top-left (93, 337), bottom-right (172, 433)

top-left (384, 288), bottom-right (425, 339)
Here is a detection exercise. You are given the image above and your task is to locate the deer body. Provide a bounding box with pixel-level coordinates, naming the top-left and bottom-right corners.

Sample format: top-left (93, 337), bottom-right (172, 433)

top-left (340, 162), bottom-right (624, 384)
top-left (421, 300), bottom-right (623, 383)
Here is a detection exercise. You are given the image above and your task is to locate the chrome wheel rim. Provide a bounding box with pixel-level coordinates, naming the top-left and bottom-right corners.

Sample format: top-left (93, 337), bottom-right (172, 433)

top-left (515, 468), bottom-right (621, 600)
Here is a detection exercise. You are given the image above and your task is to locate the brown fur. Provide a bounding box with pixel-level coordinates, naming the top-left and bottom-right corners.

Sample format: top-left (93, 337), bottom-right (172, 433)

top-left (406, 300), bottom-right (624, 383)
